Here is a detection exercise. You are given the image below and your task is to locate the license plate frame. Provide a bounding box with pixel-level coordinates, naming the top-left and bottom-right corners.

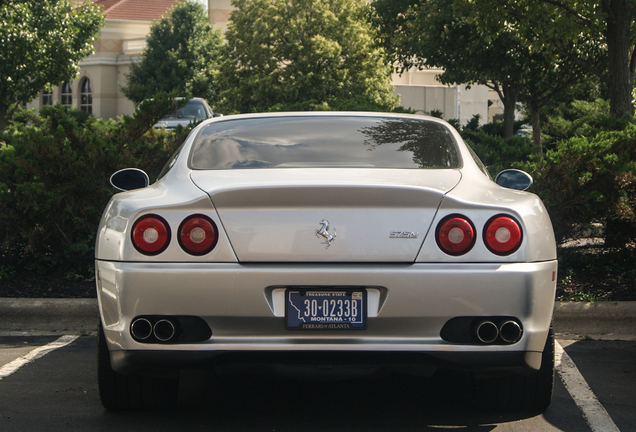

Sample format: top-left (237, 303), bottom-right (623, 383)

top-left (285, 288), bottom-right (367, 330)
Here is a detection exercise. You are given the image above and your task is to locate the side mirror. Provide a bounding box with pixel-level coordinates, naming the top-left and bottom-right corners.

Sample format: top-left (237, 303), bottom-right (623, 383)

top-left (495, 169), bottom-right (533, 191)
top-left (110, 168), bottom-right (149, 192)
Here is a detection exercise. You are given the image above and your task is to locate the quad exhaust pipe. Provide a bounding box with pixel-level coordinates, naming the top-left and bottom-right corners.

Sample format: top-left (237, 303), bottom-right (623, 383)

top-left (130, 318), bottom-right (153, 340)
top-left (475, 320), bottom-right (499, 344)
top-left (131, 317), bottom-right (177, 342)
top-left (440, 316), bottom-right (523, 345)
top-left (473, 319), bottom-right (522, 345)
top-left (499, 320), bottom-right (522, 344)
top-left (153, 319), bottom-right (176, 342)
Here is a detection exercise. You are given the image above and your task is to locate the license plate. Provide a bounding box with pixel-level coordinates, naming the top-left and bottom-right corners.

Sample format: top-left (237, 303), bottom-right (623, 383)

top-left (285, 289), bottom-right (367, 330)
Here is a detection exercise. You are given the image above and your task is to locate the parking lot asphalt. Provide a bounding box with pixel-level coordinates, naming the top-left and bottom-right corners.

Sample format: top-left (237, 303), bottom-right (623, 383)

top-left (0, 298), bottom-right (635, 340)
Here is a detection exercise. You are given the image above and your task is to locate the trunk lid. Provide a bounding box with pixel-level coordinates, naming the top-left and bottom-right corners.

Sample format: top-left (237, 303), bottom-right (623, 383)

top-left (190, 169), bottom-right (461, 262)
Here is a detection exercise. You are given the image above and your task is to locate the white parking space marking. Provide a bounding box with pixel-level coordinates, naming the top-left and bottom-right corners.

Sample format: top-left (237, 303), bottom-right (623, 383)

top-left (556, 340), bottom-right (620, 432)
top-left (0, 335), bottom-right (78, 381)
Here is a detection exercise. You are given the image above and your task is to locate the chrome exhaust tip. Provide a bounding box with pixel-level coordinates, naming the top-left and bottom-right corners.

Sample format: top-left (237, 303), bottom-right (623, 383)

top-left (153, 319), bottom-right (176, 342)
top-left (475, 320), bottom-right (499, 344)
top-left (499, 320), bottom-right (522, 344)
top-left (131, 318), bottom-right (153, 340)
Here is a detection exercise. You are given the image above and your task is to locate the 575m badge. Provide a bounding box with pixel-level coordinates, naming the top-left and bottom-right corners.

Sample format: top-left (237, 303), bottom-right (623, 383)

top-left (390, 231), bottom-right (419, 239)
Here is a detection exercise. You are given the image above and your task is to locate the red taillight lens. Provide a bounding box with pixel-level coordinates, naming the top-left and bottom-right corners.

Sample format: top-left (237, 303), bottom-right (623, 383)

top-left (436, 215), bottom-right (476, 255)
top-left (131, 215), bottom-right (170, 255)
top-left (484, 215), bottom-right (522, 255)
top-left (178, 215), bottom-right (218, 255)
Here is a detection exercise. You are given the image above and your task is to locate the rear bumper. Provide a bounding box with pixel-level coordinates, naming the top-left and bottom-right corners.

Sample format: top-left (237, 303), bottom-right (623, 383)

top-left (109, 349), bottom-right (533, 376)
top-left (96, 260), bottom-right (557, 372)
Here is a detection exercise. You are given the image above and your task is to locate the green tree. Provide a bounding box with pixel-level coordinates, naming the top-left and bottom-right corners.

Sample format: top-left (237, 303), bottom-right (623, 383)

top-left (517, 46), bottom-right (583, 155)
top-left (373, 0), bottom-right (584, 150)
top-left (471, 0), bottom-right (635, 118)
top-left (122, 0), bottom-right (224, 105)
top-left (0, 0), bottom-right (105, 131)
top-left (374, 0), bottom-right (521, 138)
top-left (218, 0), bottom-right (398, 113)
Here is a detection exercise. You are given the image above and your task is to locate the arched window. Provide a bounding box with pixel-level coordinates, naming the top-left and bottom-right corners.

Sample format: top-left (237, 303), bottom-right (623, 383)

top-left (61, 82), bottom-right (72, 108)
top-left (41, 89), bottom-right (53, 106)
top-left (80, 78), bottom-right (92, 114)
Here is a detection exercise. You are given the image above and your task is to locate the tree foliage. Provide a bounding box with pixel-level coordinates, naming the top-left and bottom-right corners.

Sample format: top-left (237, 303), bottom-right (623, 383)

top-left (218, 0), bottom-right (399, 113)
top-left (122, 0), bottom-right (224, 105)
top-left (374, 0), bottom-right (521, 138)
top-left (0, 0), bottom-right (105, 131)
top-left (470, 0), bottom-right (635, 118)
top-left (0, 93), bottom-right (189, 277)
top-left (372, 0), bottom-right (584, 149)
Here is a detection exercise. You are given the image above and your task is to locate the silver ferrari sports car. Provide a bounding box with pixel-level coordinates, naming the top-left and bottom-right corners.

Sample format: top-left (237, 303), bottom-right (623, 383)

top-left (96, 112), bottom-right (557, 411)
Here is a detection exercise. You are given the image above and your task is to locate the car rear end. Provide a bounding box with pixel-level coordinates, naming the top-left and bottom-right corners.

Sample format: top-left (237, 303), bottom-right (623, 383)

top-left (96, 113), bottom-right (557, 410)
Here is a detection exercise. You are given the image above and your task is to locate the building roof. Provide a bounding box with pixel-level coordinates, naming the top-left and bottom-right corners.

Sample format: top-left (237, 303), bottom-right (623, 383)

top-left (92, 0), bottom-right (178, 21)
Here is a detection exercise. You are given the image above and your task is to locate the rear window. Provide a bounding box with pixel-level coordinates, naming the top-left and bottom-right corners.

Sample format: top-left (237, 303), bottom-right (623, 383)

top-left (189, 116), bottom-right (461, 170)
top-left (163, 100), bottom-right (208, 121)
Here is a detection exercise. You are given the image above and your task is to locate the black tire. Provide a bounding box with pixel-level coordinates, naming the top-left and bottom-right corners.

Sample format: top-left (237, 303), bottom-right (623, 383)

top-left (472, 327), bottom-right (554, 412)
top-left (97, 320), bottom-right (179, 410)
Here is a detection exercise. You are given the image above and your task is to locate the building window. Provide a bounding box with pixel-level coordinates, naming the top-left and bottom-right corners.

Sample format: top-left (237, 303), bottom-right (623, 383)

top-left (42, 89), bottom-right (53, 106)
top-left (80, 78), bottom-right (92, 114)
top-left (61, 82), bottom-right (72, 108)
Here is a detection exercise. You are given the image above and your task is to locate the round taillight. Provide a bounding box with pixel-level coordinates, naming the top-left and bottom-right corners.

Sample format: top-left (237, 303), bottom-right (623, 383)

top-left (436, 215), bottom-right (476, 256)
top-left (178, 215), bottom-right (218, 255)
top-left (484, 215), bottom-right (522, 255)
top-left (131, 215), bottom-right (170, 255)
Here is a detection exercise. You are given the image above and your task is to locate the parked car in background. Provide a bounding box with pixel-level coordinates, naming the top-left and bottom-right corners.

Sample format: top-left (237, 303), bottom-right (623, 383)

top-left (153, 97), bottom-right (218, 130)
top-left (98, 112), bottom-right (557, 412)
top-left (515, 124), bottom-right (533, 138)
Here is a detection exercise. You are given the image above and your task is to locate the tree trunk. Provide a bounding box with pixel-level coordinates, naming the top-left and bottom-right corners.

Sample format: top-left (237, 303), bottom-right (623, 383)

top-left (0, 104), bottom-right (8, 133)
top-left (530, 102), bottom-right (543, 156)
top-left (605, 0), bottom-right (634, 117)
top-left (502, 84), bottom-right (517, 139)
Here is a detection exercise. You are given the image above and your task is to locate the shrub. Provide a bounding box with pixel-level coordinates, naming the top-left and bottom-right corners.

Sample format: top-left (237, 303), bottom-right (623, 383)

top-left (473, 119), bottom-right (527, 138)
top-left (0, 94), bottom-right (190, 277)
top-left (524, 123), bottom-right (636, 243)
top-left (541, 99), bottom-right (631, 149)
top-left (463, 131), bottom-right (536, 177)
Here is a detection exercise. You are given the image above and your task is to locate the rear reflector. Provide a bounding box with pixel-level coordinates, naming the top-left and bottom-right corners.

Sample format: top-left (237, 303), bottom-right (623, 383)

top-left (484, 215), bottom-right (522, 255)
top-left (131, 215), bottom-right (171, 255)
top-left (436, 215), bottom-right (476, 255)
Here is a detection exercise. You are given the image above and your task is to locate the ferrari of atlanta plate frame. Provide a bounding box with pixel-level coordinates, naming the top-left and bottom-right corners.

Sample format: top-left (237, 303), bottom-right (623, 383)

top-left (285, 289), bottom-right (367, 330)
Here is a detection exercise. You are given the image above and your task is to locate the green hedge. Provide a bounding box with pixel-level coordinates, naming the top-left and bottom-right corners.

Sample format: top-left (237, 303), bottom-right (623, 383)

top-left (459, 109), bottom-right (636, 244)
top-left (0, 95), bottom-right (190, 278)
top-left (463, 130), bottom-right (537, 178)
top-left (2, 99), bottom-right (635, 279)
top-left (524, 124), bottom-right (636, 243)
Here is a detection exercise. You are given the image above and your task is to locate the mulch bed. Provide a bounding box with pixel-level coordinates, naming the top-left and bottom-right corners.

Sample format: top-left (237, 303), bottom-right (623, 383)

top-left (0, 275), bottom-right (96, 298)
top-left (556, 245), bottom-right (636, 302)
top-left (556, 279), bottom-right (636, 302)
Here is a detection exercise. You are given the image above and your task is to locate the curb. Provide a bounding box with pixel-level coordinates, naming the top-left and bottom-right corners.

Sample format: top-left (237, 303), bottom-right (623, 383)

top-left (553, 301), bottom-right (636, 339)
top-left (0, 298), bottom-right (98, 335)
top-left (0, 298), bottom-right (635, 339)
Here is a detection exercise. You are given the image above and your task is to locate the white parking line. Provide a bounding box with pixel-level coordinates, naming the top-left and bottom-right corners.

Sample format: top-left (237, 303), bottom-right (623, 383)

top-left (555, 340), bottom-right (620, 432)
top-left (0, 335), bottom-right (78, 381)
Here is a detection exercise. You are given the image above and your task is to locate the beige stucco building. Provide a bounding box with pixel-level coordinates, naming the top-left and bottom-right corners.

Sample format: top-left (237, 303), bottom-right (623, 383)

top-left (26, 0), bottom-right (502, 125)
